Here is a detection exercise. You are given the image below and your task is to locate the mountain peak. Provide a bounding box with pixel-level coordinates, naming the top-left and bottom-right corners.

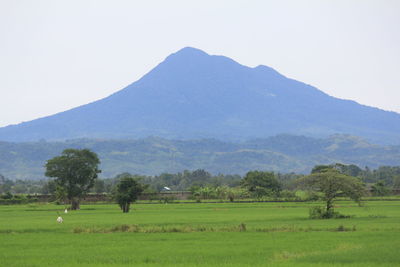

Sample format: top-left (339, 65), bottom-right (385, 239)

top-left (176, 46), bottom-right (208, 54)
top-left (0, 48), bottom-right (399, 144)
top-left (167, 47), bottom-right (209, 60)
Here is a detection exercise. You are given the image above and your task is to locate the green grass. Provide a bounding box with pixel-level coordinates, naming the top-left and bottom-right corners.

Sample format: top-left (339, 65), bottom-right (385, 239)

top-left (1, 201), bottom-right (400, 266)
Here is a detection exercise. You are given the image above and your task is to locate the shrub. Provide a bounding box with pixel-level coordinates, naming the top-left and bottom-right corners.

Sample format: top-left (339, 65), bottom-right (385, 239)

top-left (279, 190), bottom-right (297, 200)
top-left (309, 206), bottom-right (326, 219)
top-left (309, 206), bottom-right (352, 219)
top-left (73, 227), bottom-right (85, 233)
top-left (334, 225), bottom-right (356, 232)
top-left (228, 193), bottom-right (235, 202)
top-left (159, 195), bottom-right (176, 203)
top-left (2, 192), bottom-right (13, 200)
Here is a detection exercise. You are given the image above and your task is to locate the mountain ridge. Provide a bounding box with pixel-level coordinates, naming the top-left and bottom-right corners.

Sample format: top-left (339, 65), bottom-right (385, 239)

top-left (0, 47), bottom-right (399, 144)
top-left (1, 134), bottom-right (399, 180)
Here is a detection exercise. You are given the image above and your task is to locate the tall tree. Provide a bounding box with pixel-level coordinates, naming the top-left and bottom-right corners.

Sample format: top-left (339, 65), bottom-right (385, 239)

top-left (114, 175), bottom-right (146, 213)
top-left (298, 167), bottom-right (365, 218)
top-left (45, 149), bottom-right (101, 210)
top-left (0, 174), bottom-right (13, 194)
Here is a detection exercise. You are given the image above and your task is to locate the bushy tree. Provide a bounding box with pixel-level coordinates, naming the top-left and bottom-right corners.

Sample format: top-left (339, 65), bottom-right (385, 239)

top-left (0, 174), bottom-right (13, 194)
top-left (41, 180), bottom-right (57, 195)
top-left (371, 180), bottom-right (389, 196)
top-left (93, 179), bottom-right (105, 193)
top-left (241, 171), bottom-right (281, 198)
top-left (393, 175), bottom-right (400, 190)
top-left (45, 149), bottom-right (101, 210)
top-left (298, 167), bottom-right (365, 218)
top-left (114, 176), bottom-right (146, 213)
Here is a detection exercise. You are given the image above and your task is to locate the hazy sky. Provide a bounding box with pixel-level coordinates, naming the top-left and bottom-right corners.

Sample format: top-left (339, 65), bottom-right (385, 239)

top-left (1, 0), bottom-right (399, 127)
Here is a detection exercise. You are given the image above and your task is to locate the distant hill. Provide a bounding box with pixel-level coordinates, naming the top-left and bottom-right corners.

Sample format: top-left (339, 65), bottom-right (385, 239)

top-left (0, 47), bottom-right (399, 144)
top-left (1, 135), bottom-right (399, 180)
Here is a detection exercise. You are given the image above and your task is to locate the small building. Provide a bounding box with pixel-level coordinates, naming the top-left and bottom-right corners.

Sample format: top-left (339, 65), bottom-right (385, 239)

top-left (161, 186), bottom-right (171, 191)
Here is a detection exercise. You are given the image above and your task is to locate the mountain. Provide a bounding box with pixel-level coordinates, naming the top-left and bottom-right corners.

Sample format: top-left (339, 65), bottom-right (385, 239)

top-left (1, 135), bottom-right (399, 180)
top-left (1, 47), bottom-right (400, 144)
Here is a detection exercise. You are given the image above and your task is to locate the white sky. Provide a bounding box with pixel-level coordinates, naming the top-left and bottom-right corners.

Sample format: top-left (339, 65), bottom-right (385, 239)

top-left (1, 0), bottom-right (399, 127)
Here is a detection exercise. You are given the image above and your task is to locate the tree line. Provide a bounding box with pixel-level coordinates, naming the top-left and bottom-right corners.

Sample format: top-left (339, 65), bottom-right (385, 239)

top-left (1, 149), bottom-right (400, 216)
top-left (1, 164), bottom-right (399, 195)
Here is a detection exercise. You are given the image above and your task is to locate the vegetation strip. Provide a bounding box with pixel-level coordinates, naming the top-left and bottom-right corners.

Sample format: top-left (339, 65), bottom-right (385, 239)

top-left (70, 224), bottom-right (358, 234)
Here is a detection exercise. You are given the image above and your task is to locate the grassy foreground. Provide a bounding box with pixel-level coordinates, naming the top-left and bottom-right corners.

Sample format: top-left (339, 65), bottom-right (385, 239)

top-left (1, 201), bottom-right (400, 266)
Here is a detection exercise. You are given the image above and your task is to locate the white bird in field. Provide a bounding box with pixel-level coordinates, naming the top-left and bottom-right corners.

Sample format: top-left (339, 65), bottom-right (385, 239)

top-left (64, 209), bottom-right (68, 214)
top-left (57, 216), bottom-right (63, 223)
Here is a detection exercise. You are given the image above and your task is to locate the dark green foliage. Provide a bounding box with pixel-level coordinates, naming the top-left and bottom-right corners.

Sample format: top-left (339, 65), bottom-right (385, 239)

top-left (0, 192), bottom-right (38, 204)
top-left (113, 175), bottom-right (146, 213)
top-left (335, 163), bottom-right (363, 177)
top-left (3, 162), bottom-right (400, 197)
top-left (313, 164), bottom-right (400, 190)
top-left (40, 180), bottom-right (56, 194)
top-left (241, 171), bottom-right (281, 198)
top-left (312, 163), bottom-right (363, 177)
top-left (45, 149), bottom-right (101, 210)
top-left (275, 172), bottom-right (304, 190)
top-left (363, 166), bottom-right (400, 185)
top-left (93, 179), bottom-right (105, 193)
top-left (2, 191), bottom-right (13, 199)
top-left (308, 206), bottom-right (352, 219)
top-left (309, 206), bottom-right (329, 219)
top-left (311, 165), bottom-right (332, 174)
top-left (371, 180), bottom-right (390, 196)
top-left (393, 175), bottom-right (400, 189)
top-left (143, 169), bottom-right (241, 192)
top-left (0, 174), bottom-right (13, 194)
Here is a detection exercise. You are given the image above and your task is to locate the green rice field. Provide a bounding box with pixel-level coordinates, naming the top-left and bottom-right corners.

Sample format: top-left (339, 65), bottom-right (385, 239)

top-left (1, 201), bottom-right (400, 266)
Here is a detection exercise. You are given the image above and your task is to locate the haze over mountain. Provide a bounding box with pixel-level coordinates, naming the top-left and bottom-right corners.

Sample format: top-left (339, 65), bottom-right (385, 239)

top-left (1, 47), bottom-right (399, 144)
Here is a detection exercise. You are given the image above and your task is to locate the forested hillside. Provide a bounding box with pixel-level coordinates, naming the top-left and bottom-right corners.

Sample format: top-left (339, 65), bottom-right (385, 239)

top-left (1, 134), bottom-right (399, 180)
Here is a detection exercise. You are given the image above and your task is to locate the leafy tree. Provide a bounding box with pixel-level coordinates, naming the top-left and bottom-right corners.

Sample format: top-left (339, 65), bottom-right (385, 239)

top-left (298, 167), bottom-right (365, 218)
top-left (93, 179), bottom-right (105, 193)
top-left (196, 186), bottom-right (217, 200)
top-left (114, 175), bottom-right (146, 213)
top-left (2, 191), bottom-right (13, 199)
top-left (338, 164), bottom-right (363, 177)
top-left (0, 174), bottom-right (13, 194)
top-left (311, 165), bottom-right (332, 174)
top-left (13, 184), bottom-right (28, 194)
top-left (371, 180), bottom-right (389, 196)
top-left (393, 175), bottom-right (400, 190)
top-left (45, 149), bottom-right (101, 210)
top-left (41, 180), bottom-right (57, 194)
top-left (241, 171), bottom-right (281, 197)
top-left (362, 166), bottom-right (400, 184)
top-left (312, 163), bottom-right (363, 177)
